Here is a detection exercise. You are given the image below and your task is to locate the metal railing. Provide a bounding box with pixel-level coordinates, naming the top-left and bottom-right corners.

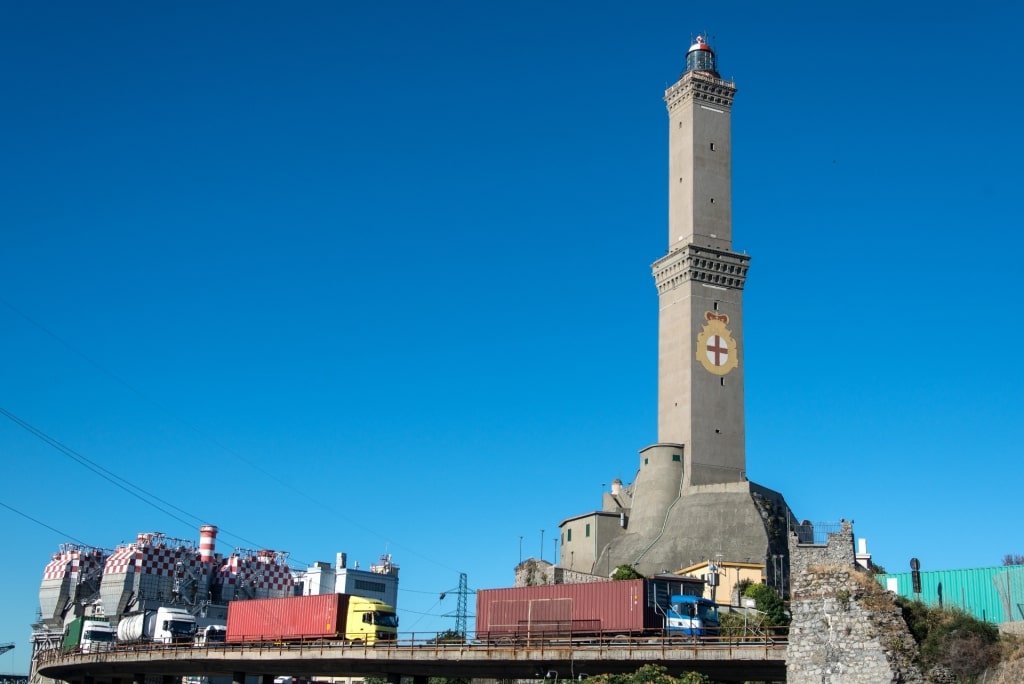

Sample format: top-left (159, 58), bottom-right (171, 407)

top-left (37, 628), bottom-right (788, 667)
top-left (792, 520), bottom-right (844, 545)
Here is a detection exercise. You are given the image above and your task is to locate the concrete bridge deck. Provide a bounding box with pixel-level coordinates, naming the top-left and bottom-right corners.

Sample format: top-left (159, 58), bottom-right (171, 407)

top-left (37, 638), bottom-right (787, 684)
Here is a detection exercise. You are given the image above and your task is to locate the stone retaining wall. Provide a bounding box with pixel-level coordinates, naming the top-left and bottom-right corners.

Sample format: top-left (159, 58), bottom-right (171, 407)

top-left (786, 520), bottom-right (925, 683)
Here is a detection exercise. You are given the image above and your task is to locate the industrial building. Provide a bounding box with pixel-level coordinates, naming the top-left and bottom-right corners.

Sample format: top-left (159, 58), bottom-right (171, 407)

top-left (31, 525), bottom-right (399, 680)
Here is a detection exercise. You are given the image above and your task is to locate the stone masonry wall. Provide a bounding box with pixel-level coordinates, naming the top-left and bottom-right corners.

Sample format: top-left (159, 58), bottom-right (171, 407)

top-left (786, 520), bottom-right (926, 684)
top-left (514, 559), bottom-right (611, 587)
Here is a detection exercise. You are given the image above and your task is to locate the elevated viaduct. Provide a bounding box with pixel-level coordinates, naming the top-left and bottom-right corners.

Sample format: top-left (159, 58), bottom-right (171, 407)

top-left (37, 639), bottom-right (786, 684)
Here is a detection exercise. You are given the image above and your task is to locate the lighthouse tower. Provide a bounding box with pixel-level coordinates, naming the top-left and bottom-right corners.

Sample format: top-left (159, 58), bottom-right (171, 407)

top-left (558, 37), bottom-right (793, 577)
top-left (654, 34), bottom-right (748, 488)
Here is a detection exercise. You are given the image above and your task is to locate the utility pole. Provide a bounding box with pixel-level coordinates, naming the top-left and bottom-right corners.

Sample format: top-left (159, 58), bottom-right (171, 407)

top-left (441, 573), bottom-right (471, 637)
top-left (454, 572), bottom-right (468, 636)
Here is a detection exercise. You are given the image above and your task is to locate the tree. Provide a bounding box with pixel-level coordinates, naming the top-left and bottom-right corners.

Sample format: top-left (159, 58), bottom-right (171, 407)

top-left (432, 629), bottom-right (465, 644)
top-left (742, 583), bottom-right (789, 627)
top-left (582, 663), bottom-right (710, 684)
top-left (717, 611), bottom-right (747, 639)
top-left (1002, 554), bottom-right (1024, 566)
top-left (611, 564), bottom-right (645, 580)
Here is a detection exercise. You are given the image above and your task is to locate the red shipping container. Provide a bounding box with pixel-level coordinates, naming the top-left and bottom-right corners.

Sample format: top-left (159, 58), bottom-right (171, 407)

top-left (226, 594), bottom-right (352, 642)
top-left (475, 579), bottom-right (659, 638)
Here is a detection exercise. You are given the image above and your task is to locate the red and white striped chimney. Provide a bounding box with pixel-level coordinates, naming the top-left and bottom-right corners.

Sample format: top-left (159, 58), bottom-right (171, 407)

top-left (199, 525), bottom-right (218, 563)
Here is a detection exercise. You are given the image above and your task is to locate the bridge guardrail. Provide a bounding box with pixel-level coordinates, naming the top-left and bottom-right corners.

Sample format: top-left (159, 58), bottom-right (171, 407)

top-left (37, 630), bottom-right (788, 667)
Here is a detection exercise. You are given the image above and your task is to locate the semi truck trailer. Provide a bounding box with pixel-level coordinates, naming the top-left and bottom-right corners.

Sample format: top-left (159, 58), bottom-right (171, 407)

top-left (476, 577), bottom-right (715, 641)
top-left (226, 593), bottom-right (398, 645)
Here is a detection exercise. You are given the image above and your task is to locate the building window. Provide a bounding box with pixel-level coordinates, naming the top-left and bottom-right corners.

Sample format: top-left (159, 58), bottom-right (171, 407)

top-left (710, 142), bottom-right (716, 151)
top-left (673, 454), bottom-right (681, 462)
top-left (567, 529), bottom-right (573, 542)
top-left (354, 579), bottom-right (386, 594)
top-left (585, 524), bottom-right (591, 537)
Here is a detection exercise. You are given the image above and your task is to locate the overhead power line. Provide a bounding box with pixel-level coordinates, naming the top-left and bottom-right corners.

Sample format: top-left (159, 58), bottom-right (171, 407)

top-left (0, 406), bottom-right (281, 557)
top-left (0, 499), bottom-right (91, 547)
top-left (2, 295), bottom-right (466, 577)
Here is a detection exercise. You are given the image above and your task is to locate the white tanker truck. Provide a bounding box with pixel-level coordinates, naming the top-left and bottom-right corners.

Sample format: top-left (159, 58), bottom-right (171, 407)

top-left (117, 607), bottom-right (197, 644)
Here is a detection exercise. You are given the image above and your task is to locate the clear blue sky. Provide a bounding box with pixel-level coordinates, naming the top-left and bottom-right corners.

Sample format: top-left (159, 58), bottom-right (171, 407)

top-left (2, 0), bottom-right (1022, 673)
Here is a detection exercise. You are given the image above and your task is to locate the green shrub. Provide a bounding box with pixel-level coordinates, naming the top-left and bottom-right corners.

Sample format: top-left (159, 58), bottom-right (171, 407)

top-left (610, 564), bottom-right (645, 580)
top-left (743, 583), bottom-right (789, 626)
top-left (896, 597), bottom-right (1001, 678)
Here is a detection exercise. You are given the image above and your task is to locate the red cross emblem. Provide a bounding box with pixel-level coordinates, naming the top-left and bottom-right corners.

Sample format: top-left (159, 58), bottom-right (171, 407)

top-left (706, 335), bottom-right (730, 366)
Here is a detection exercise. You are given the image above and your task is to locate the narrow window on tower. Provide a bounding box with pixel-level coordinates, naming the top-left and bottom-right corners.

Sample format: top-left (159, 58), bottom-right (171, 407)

top-left (567, 529), bottom-right (573, 542)
top-left (710, 142), bottom-right (716, 151)
top-left (720, 378), bottom-right (725, 387)
top-left (585, 524), bottom-right (591, 537)
top-left (713, 302), bottom-right (719, 310)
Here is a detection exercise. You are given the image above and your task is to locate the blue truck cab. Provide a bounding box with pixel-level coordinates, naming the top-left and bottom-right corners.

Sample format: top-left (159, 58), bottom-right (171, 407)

top-left (665, 595), bottom-right (720, 637)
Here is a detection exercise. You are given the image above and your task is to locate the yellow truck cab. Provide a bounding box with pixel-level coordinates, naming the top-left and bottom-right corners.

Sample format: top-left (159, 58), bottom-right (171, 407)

top-left (346, 596), bottom-right (398, 643)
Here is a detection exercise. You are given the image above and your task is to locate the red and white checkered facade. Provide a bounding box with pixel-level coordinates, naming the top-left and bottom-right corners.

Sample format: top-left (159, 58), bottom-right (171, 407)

top-left (103, 533), bottom-right (202, 576)
top-left (217, 552), bottom-right (293, 592)
top-left (42, 547), bottom-right (106, 581)
top-left (40, 529), bottom-right (299, 622)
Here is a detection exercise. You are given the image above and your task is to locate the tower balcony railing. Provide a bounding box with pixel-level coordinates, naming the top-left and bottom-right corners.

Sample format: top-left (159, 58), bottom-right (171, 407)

top-left (791, 520), bottom-right (844, 546)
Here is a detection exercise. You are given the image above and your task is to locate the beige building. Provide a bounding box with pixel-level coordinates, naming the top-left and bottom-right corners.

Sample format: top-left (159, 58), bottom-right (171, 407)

top-left (675, 560), bottom-right (765, 606)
